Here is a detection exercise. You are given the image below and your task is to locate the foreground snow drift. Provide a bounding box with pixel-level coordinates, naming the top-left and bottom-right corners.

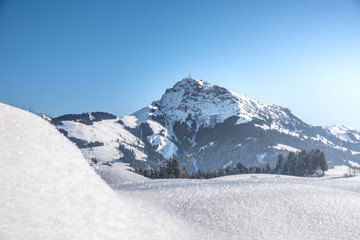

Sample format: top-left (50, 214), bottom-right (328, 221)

top-left (0, 103), bottom-right (190, 240)
top-left (114, 175), bottom-right (360, 240)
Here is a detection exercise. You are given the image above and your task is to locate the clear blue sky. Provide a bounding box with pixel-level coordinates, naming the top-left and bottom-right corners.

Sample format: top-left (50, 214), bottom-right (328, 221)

top-left (1, 0), bottom-right (360, 128)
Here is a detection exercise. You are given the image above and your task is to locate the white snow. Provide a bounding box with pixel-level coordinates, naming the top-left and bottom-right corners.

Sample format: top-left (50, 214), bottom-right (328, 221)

top-left (147, 134), bottom-right (178, 160)
top-left (235, 116), bottom-right (252, 125)
top-left (349, 161), bottom-right (360, 168)
top-left (120, 115), bottom-right (138, 128)
top-left (324, 165), bottom-right (350, 178)
top-left (58, 119), bottom-right (140, 146)
top-left (254, 123), bottom-right (270, 130)
top-left (199, 141), bottom-right (215, 151)
top-left (146, 119), bottom-right (168, 135)
top-left (94, 162), bottom-right (148, 186)
top-left (115, 174), bottom-right (360, 240)
top-left (311, 134), bottom-right (350, 152)
top-left (57, 119), bottom-right (147, 162)
top-left (0, 103), bottom-right (190, 240)
top-left (351, 150), bottom-right (360, 155)
top-left (272, 143), bottom-right (300, 152)
top-left (324, 125), bottom-right (360, 143)
top-left (311, 134), bottom-right (330, 145)
top-left (58, 111), bottom-right (177, 163)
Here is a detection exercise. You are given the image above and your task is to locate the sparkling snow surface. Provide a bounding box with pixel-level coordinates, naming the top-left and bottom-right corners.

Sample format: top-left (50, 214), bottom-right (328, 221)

top-left (0, 103), bottom-right (191, 240)
top-left (114, 174), bottom-right (360, 240)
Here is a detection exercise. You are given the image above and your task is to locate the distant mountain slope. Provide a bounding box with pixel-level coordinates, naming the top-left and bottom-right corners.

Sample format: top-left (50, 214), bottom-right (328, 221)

top-left (52, 77), bottom-right (360, 172)
top-left (0, 103), bottom-right (189, 239)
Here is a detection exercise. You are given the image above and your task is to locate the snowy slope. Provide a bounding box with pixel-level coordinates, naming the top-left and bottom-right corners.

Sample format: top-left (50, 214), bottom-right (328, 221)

top-left (0, 103), bottom-right (191, 240)
top-left (57, 119), bottom-right (147, 162)
top-left (324, 125), bottom-right (360, 143)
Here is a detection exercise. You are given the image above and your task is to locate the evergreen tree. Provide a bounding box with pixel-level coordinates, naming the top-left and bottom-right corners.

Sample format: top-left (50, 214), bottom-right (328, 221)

top-left (320, 151), bottom-right (328, 172)
top-left (265, 162), bottom-right (271, 173)
top-left (279, 149), bottom-right (328, 177)
top-left (287, 151), bottom-right (297, 175)
top-left (236, 162), bottom-right (248, 174)
top-left (294, 150), bottom-right (306, 176)
top-left (274, 154), bottom-right (284, 174)
top-left (180, 166), bottom-right (189, 178)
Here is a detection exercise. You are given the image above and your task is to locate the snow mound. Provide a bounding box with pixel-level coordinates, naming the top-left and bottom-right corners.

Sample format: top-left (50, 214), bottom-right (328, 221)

top-left (94, 162), bottom-right (149, 186)
top-left (118, 176), bottom-right (360, 240)
top-left (0, 103), bottom-right (190, 240)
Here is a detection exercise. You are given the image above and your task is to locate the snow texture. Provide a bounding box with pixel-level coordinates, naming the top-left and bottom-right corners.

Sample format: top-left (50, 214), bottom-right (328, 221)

top-left (115, 173), bottom-right (360, 240)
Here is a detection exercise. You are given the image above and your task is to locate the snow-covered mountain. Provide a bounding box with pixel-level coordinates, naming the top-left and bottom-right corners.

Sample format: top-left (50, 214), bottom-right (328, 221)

top-left (52, 77), bottom-right (360, 172)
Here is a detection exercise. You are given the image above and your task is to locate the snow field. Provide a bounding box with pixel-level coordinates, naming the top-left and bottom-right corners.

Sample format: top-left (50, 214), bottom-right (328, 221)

top-left (115, 176), bottom-right (360, 240)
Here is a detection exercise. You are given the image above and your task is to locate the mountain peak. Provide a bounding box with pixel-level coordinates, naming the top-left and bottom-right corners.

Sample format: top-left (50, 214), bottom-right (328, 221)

top-left (50, 77), bottom-right (360, 174)
top-left (172, 77), bottom-right (212, 92)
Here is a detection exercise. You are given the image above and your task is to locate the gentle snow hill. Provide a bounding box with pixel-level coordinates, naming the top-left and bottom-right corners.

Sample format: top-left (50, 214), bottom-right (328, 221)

top-left (0, 103), bottom-right (191, 240)
top-left (116, 175), bottom-right (360, 240)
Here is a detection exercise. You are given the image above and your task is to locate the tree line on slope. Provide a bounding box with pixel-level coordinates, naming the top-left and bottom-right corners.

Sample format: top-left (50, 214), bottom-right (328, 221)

top-left (133, 159), bottom-right (189, 179)
top-left (133, 149), bottom-right (328, 179)
top-left (273, 149), bottom-right (328, 177)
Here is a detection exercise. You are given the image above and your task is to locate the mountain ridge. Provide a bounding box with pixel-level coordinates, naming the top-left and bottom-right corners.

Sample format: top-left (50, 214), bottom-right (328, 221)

top-left (51, 77), bottom-right (360, 172)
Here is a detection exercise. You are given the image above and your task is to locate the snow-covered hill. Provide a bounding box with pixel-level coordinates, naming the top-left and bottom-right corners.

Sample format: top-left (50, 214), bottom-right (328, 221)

top-left (0, 103), bottom-right (190, 239)
top-left (52, 77), bottom-right (360, 172)
top-left (116, 175), bottom-right (360, 240)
